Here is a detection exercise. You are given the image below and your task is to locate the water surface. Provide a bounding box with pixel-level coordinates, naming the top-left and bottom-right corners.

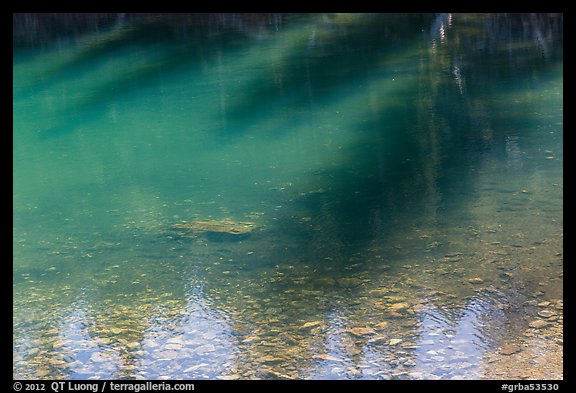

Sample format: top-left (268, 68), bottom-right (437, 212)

top-left (13, 13), bottom-right (563, 380)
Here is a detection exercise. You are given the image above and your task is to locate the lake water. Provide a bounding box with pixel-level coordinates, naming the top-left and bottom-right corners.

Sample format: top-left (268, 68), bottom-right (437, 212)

top-left (13, 13), bottom-right (563, 380)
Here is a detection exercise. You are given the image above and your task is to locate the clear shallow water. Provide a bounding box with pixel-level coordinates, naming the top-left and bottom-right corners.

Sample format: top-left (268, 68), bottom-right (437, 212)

top-left (13, 13), bottom-right (563, 380)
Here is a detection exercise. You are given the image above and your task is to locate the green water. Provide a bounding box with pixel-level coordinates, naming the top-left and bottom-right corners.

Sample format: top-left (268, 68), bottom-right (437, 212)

top-left (13, 13), bottom-right (563, 380)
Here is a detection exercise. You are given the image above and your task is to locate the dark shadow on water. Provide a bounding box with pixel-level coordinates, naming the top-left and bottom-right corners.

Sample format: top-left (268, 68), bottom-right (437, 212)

top-left (261, 13), bottom-right (563, 268)
top-left (19, 16), bottom-right (264, 139)
top-left (218, 13), bottom-right (435, 135)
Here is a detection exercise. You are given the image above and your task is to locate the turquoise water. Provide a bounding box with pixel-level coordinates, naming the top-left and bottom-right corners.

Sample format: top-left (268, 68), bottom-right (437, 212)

top-left (14, 13), bottom-right (563, 380)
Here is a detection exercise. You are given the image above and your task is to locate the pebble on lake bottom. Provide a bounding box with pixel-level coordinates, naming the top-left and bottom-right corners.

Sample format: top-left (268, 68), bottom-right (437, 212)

top-left (529, 320), bottom-right (552, 329)
top-left (500, 344), bottom-right (522, 356)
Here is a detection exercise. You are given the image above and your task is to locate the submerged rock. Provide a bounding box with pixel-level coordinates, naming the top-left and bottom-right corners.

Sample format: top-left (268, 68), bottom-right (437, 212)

top-left (300, 321), bottom-right (323, 329)
top-left (337, 277), bottom-right (363, 288)
top-left (368, 335), bottom-right (388, 345)
top-left (389, 302), bottom-right (410, 313)
top-left (529, 320), bottom-right (552, 329)
top-left (313, 354), bottom-right (344, 362)
top-left (500, 344), bottom-right (522, 356)
top-left (537, 310), bottom-right (557, 319)
top-left (348, 327), bottom-right (375, 336)
top-left (374, 321), bottom-right (389, 330)
top-left (168, 220), bottom-right (256, 241)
